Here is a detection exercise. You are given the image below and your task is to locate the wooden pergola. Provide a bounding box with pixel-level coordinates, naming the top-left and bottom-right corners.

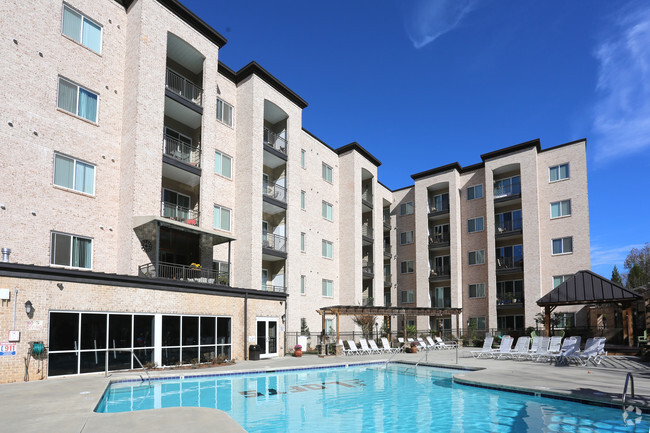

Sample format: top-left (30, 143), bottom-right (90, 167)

top-left (316, 305), bottom-right (462, 346)
top-left (537, 270), bottom-right (642, 346)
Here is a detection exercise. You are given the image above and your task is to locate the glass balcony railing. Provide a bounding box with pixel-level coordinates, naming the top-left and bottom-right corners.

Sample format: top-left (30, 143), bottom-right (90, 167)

top-left (262, 180), bottom-right (287, 203)
top-left (262, 233), bottom-right (287, 253)
top-left (362, 225), bottom-right (373, 239)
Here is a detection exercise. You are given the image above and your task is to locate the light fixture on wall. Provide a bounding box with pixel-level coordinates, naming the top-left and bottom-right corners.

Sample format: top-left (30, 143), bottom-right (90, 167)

top-left (25, 300), bottom-right (33, 315)
top-left (57, 283), bottom-right (64, 290)
top-left (281, 314), bottom-right (286, 324)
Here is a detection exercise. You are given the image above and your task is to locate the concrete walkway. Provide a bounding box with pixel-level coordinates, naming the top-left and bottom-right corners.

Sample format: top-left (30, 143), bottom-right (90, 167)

top-left (1, 349), bottom-right (648, 432)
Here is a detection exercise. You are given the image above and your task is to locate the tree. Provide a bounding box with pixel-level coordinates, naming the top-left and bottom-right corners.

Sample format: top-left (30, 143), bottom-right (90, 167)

top-left (627, 263), bottom-right (648, 289)
top-left (611, 265), bottom-right (623, 285)
top-left (623, 242), bottom-right (650, 283)
top-left (352, 315), bottom-right (377, 339)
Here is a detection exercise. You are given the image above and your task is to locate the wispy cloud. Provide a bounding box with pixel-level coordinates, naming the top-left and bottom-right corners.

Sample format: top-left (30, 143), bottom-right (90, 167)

top-left (592, 5), bottom-right (650, 161)
top-left (399, 0), bottom-right (478, 49)
top-left (590, 243), bottom-right (643, 268)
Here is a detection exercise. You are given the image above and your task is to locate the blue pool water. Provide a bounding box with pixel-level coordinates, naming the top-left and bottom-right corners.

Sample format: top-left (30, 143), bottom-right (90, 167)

top-left (96, 363), bottom-right (649, 432)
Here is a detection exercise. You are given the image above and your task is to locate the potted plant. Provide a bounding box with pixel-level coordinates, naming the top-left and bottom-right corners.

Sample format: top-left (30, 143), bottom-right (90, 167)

top-left (294, 344), bottom-right (303, 357)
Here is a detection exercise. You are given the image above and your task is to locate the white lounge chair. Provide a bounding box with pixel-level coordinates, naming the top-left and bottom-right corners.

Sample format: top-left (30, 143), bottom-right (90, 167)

top-left (346, 340), bottom-right (362, 356)
top-left (520, 336), bottom-right (542, 360)
top-left (381, 337), bottom-right (399, 353)
top-left (434, 336), bottom-right (458, 350)
top-left (533, 337), bottom-right (552, 362)
top-left (417, 337), bottom-right (433, 351)
top-left (426, 336), bottom-right (441, 350)
top-left (368, 339), bottom-right (383, 354)
top-left (549, 337), bottom-right (579, 365)
top-left (358, 338), bottom-right (373, 355)
top-left (547, 336), bottom-right (563, 356)
top-left (471, 336), bottom-right (494, 358)
top-left (576, 337), bottom-right (607, 366)
top-left (500, 336), bottom-right (530, 360)
top-left (490, 336), bottom-right (513, 359)
top-left (340, 340), bottom-right (355, 356)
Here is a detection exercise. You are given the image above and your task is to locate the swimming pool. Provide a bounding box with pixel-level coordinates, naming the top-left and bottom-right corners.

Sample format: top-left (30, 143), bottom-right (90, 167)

top-left (96, 363), bottom-right (649, 432)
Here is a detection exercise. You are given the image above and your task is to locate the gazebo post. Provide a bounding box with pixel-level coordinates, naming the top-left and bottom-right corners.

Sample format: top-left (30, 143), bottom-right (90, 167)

top-left (625, 304), bottom-right (634, 347)
top-left (403, 314), bottom-right (407, 341)
top-left (544, 306), bottom-right (551, 336)
top-left (321, 313), bottom-right (326, 349)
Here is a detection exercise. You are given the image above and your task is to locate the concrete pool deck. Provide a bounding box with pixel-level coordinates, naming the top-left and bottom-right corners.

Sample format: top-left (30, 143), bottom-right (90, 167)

top-left (1, 349), bottom-right (649, 432)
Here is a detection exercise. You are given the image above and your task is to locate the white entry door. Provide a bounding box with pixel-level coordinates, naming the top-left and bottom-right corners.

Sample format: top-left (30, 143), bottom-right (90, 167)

top-left (257, 318), bottom-right (279, 358)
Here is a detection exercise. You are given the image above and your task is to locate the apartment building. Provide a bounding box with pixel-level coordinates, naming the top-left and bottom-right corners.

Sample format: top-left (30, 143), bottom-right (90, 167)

top-left (0, 0), bottom-right (589, 383)
top-left (393, 139), bottom-right (590, 334)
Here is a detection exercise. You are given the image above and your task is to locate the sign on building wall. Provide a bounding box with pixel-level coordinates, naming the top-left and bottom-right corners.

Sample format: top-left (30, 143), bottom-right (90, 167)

top-left (0, 342), bottom-right (17, 356)
top-left (26, 320), bottom-right (43, 331)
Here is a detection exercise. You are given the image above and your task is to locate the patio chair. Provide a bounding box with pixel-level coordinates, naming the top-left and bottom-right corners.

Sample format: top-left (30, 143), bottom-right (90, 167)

top-left (339, 340), bottom-right (355, 356)
top-left (434, 336), bottom-right (458, 350)
top-left (426, 336), bottom-right (442, 350)
top-left (368, 339), bottom-right (383, 354)
top-left (470, 336), bottom-right (494, 358)
top-left (548, 336), bottom-right (579, 365)
top-left (490, 335), bottom-right (513, 359)
top-left (501, 336), bottom-right (530, 360)
top-left (358, 339), bottom-right (373, 355)
top-left (381, 337), bottom-right (399, 353)
top-left (575, 338), bottom-right (603, 366)
top-left (638, 330), bottom-right (648, 347)
top-left (346, 340), bottom-right (362, 356)
top-left (547, 336), bottom-right (563, 355)
top-left (533, 337), bottom-right (553, 362)
top-left (417, 338), bottom-right (432, 351)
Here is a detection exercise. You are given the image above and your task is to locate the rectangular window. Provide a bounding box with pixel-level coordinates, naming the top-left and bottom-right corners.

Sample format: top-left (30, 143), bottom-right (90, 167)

top-left (550, 200), bottom-right (571, 218)
top-left (469, 283), bottom-right (485, 298)
top-left (301, 191), bottom-right (306, 210)
top-left (62, 4), bottom-right (102, 53)
top-left (322, 240), bottom-right (333, 259)
top-left (467, 184), bottom-right (483, 200)
top-left (556, 312), bottom-right (575, 328)
top-left (300, 232), bottom-right (306, 252)
top-left (400, 231), bottom-right (414, 245)
top-left (53, 153), bottom-right (95, 194)
top-left (496, 315), bottom-right (525, 330)
top-left (494, 176), bottom-right (521, 198)
top-left (497, 280), bottom-right (524, 304)
top-left (400, 260), bottom-right (415, 274)
top-left (469, 317), bottom-right (486, 330)
top-left (400, 202), bottom-right (414, 216)
top-left (300, 275), bottom-right (306, 295)
top-left (214, 151), bottom-right (232, 178)
top-left (322, 279), bottom-right (333, 297)
top-left (57, 77), bottom-right (98, 122)
top-left (467, 217), bottom-right (484, 233)
top-left (216, 98), bottom-right (233, 126)
top-left (549, 163), bottom-right (570, 182)
top-left (322, 201), bottom-right (333, 220)
top-left (401, 290), bottom-right (415, 304)
top-left (468, 250), bottom-right (485, 265)
top-left (301, 149), bottom-right (306, 168)
top-left (553, 275), bottom-right (573, 288)
top-left (322, 163), bottom-right (333, 183)
top-left (50, 231), bottom-right (92, 269)
top-left (552, 237), bottom-right (573, 255)
top-left (213, 205), bottom-right (231, 231)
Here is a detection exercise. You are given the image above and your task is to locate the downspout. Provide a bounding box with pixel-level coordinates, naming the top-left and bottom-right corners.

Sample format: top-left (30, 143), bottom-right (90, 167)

top-left (244, 292), bottom-right (248, 360)
top-left (284, 297), bottom-right (288, 356)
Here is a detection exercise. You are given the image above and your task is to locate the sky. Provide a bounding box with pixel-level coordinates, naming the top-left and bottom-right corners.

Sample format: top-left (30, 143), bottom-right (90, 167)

top-left (183, 0), bottom-right (650, 278)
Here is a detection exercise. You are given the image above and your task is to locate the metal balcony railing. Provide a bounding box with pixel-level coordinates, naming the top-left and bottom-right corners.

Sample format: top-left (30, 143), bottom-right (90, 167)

top-left (263, 128), bottom-right (287, 155)
top-left (262, 180), bottom-right (287, 203)
top-left (362, 297), bottom-right (374, 307)
top-left (497, 295), bottom-right (525, 305)
top-left (428, 233), bottom-right (450, 245)
top-left (383, 245), bottom-right (391, 258)
top-left (383, 217), bottom-right (391, 230)
top-left (166, 68), bottom-right (203, 106)
top-left (362, 261), bottom-right (374, 275)
top-left (261, 283), bottom-right (286, 293)
top-left (362, 190), bottom-right (373, 203)
top-left (429, 267), bottom-right (451, 278)
top-left (163, 134), bottom-right (201, 167)
top-left (138, 262), bottom-right (229, 285)
top-left (362, 225), bottom-right (373, 239)
top-left (161, 202), bottom-right (199, 226)
top-left (384, 274), bottom-right (392, 287)
top-left (494, 183), bottom-right (521, 199)
top-left (496, 257), bottom-right (524, 271)
top-left (262, 233), bottom-right (287, 252)
top-left (495, 219), bottom-right (523, 235)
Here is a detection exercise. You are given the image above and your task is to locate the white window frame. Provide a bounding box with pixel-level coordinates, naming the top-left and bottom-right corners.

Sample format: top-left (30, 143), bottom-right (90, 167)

top-left (552, 274), bottom-right (574, 288)
top-left (300, 149), bottom-right (306, 168)
top-left (550, 199), bottom-right (571, 219)
top-left (300, 232), bottom-right (306, 252)
top-left (57, 77), bottom-right (99, 123)
top-left (300, 190), bottom-right (306, 210)
top-left (400, 231), bottom-right (414, 245)
top-left (552, 237), bottom-right (573, 255)
top-left (321, 239), bottom-right (333, 259)
top-left (300, 275), bottom-right (306, 295)
top-left (466, 184), bottom-right (483, 201)
top-left (322, 279), bottom-right (333, 297)
top-left (216, 98), bottom-right (234, 127)
top-left (556, 312), bottom-right (576, 328)
top-left (467, 217), bottom-right (484, 233)
top-left (468, 250), bottom-right (485, 266)
top-left (400, 202), bottom-right (414, 216)
top-left (322, 201), bottom-right (333, 221)
top-left (401, 290), bottom-right (415, 304)
top-left (400, 260), bottom-right (415, 274)
top-left (53, 153), bottom-right (96, 195)
top-left (549, 163), bottom-right (570, 182)
top-left (213, 204), bottom-right (231, 232)
top-left (50, 231), bottom-right (93, 269)
top-left (468, 283), bottom-right (486, 298)
top-left (322, 163), bottom-right (333, 183)
top-left (214, 150), bottom-right (232, 179)
top-left (61, 4), bottom-right (103, 54)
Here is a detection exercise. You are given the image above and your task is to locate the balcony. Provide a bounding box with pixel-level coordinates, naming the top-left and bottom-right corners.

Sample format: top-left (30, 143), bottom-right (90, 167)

top-left (497, 295), bottom-right (525, 306)
top-left (428, 233), bottom-right (450, 249)
top-left (161, 202), bottom-right (199, 226)
top-left (262, 233), bottom-right (287, 253)
top-left (163, 134), bottom-right (201, 168)
top-left (362, 261), bottom-right (374, 278)
top-left (263, 128), bottom-right (287, 156)
top-left (261, 283), bottom-right (287, 293)
top-left (494, 183), bottom-right (521, 204)
top-left (362, 190), bottom-right (373, 211)
top-left (362, 225), bottom-right (374, 240)
top-left (138, 262), bottom-right (228, 285)
top-left (362, 296), bottom-right (374, 307)
top-left (383, 245), bottom-right (391, 259)
top-left (166, 68), bottom-right (203, 107)
top-left (496, 257), bottom-right (524, 274)
top-left (263, 180), bottom-right (287, 203)
top-left (429, 267), bottom-right (451, 281)
top-left (428, 205), bottom-right (450, 219)
top-left (384, 274), bottom-right (392, 288)
top-left (383, 217), bottom-right (391, 231)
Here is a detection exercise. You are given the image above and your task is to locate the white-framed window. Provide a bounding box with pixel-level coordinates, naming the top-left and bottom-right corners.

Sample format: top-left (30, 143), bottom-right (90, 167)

top-left (213, 204), bottom-right (231, 231)
top-left (549, 163), bottom-right (570, 182)
top-left (214, 151), bottom-right (232, 178)
top-left (467, 217), bottom-right (484, 233)
top-left (322, 279), bottom-right (333, 297)
top-left (61, 4), bottom-right (102, 53)
top-left (400, 231), bottom-right (414, 245)
top-left (50, 231), bottom-right (92, 269)
top-left (468, 250), bottom-right (485, 265)
top-left (400, 260), bottom-right (414, 274)
top-left (300, 149), bottom-right (306, 168)
top-left (469, 283), bottom-right (485, 298)
top-left (556, 312), bottom-right (576, 328)
top-left (322, 240), bottom-right (333, 259)
top-left (322, 163), bottom-right (333, 183)
top-left (322, 201), bottom-right (333, 220)
top-left (57, 77), bottom-right (98, 122)
top-left (216, 98), bottom-right (233, 126)
top-left (550, 199), bottom-right (571, 218)
top-left (401, 290), bottom-right (415, 304)
top-left (300, 275), bottom-right (306, 295)
top-left (469, 317), bottom-right (486, 330)
top-left (300, 190), bottom-right (306, 210)
top-left (300, 232), bottom-right (306, 252)
top-left (552, 237), bottom-right (573, 255)
top-left (400, 202), bottom-right (414, 216)
top-left (467, 184), bottom-right (483, 200)
top-left (553, 274), bottom-right (573, 288)
top-left (53, 153), bottom-right (95, 195)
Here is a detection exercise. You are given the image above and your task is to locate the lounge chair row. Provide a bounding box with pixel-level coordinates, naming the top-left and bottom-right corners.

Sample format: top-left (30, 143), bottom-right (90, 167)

top-left (399, 336), bottom-right (458, 351)
top-left (471, 336), bottom-right (607, 365)
top-left (340, 338), bottom-right (401, 355)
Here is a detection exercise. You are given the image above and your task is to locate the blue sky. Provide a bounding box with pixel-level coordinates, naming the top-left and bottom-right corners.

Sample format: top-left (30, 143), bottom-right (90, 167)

top-left (184, 0), bottom-right (650, 278)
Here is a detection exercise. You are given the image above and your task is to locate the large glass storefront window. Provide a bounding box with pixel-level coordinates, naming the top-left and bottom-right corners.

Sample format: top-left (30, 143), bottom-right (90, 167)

top-left (161, 315), bottom-right (232, 366)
